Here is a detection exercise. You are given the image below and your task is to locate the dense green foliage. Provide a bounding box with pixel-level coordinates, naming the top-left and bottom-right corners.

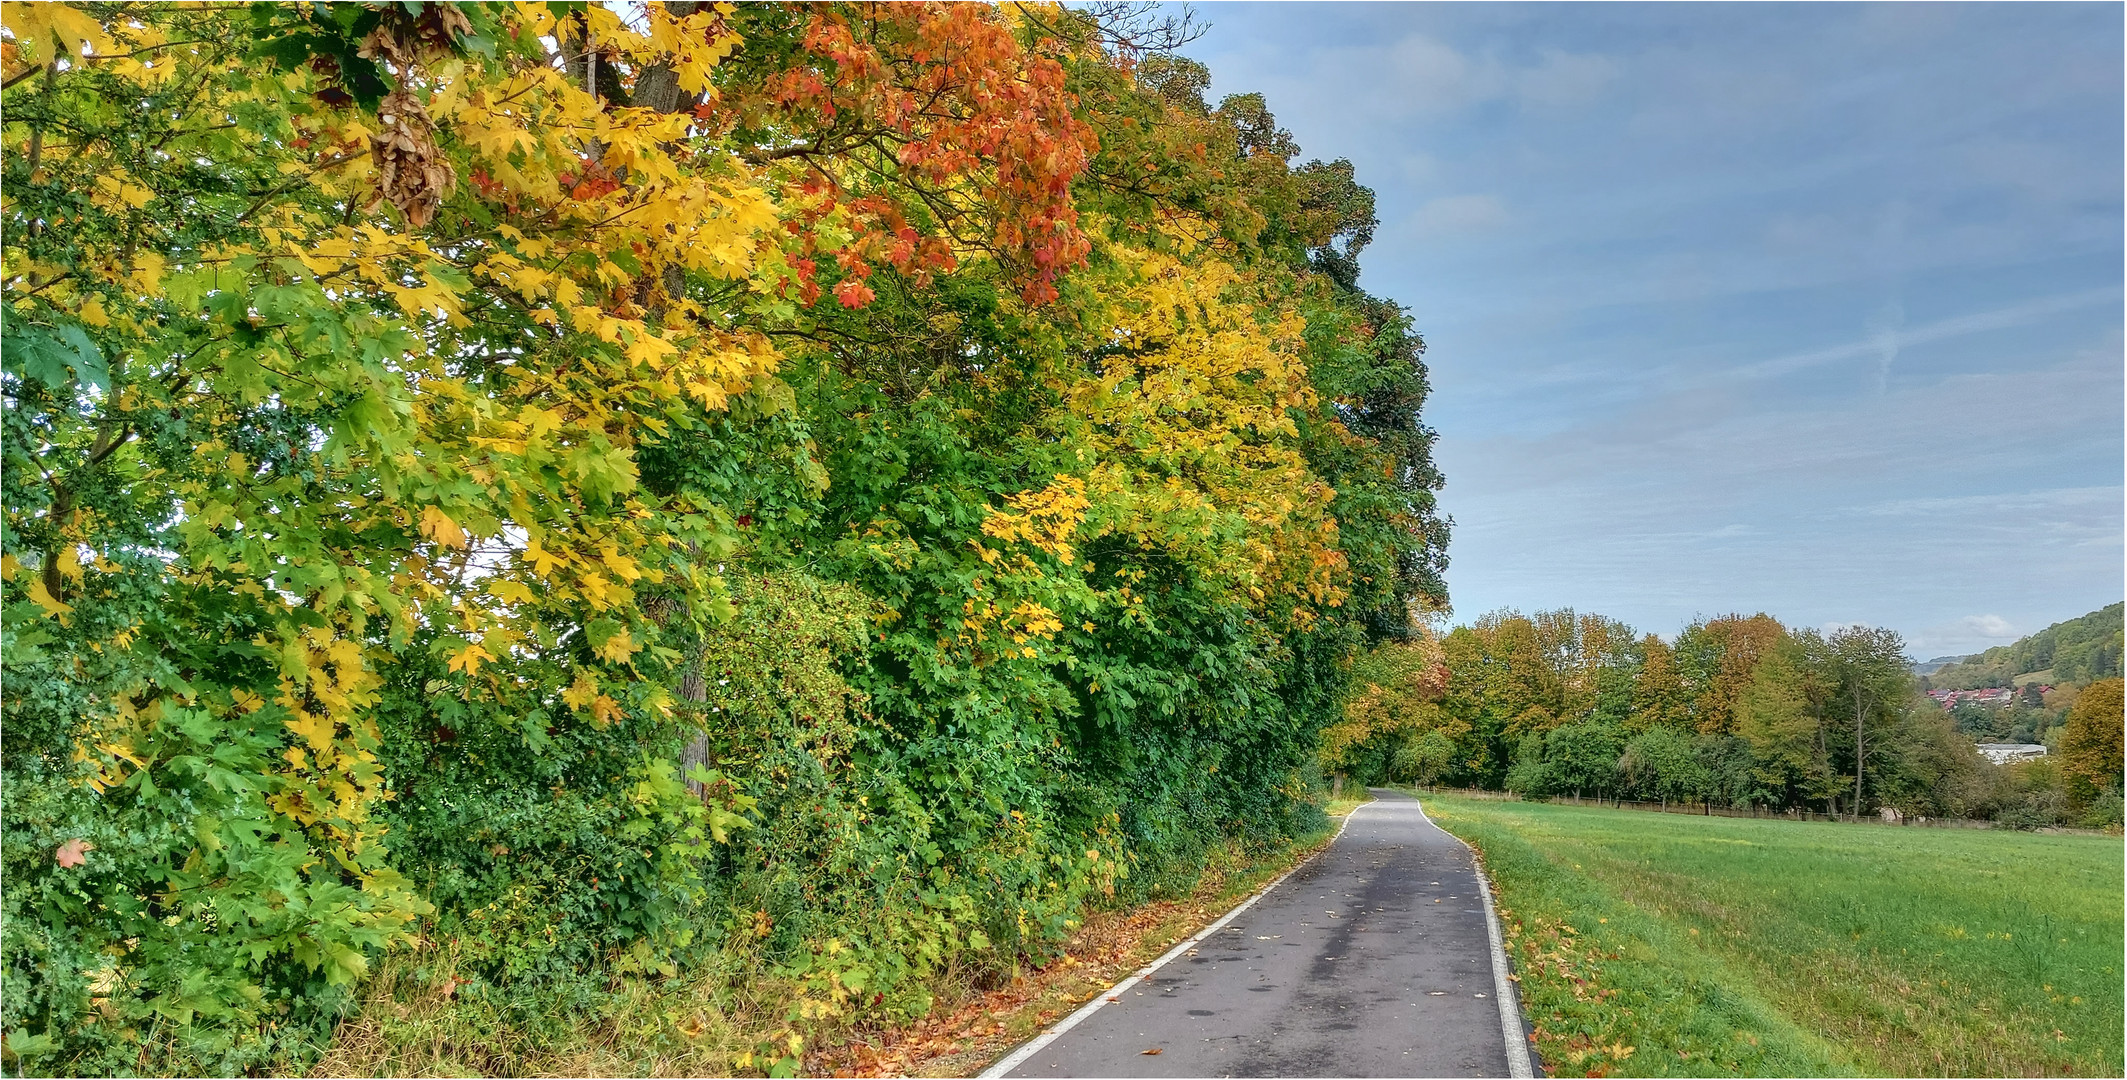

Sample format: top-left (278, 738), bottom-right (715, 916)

top-left (0, 4), bottom-right (1446, 1074)
top-left (1924, 603), bottom-right (2125, 690)
top-left (1333, 609), bottom-right (2124, 829)
top-left (1423, 793), bottom-right (2125, 1078)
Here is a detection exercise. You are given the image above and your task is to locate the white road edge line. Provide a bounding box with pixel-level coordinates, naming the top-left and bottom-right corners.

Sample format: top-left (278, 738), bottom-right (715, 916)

top-left (976, 801), bottom-right (1370, 1079)
top-left (1413, 795), bottom-right (1537, 1080)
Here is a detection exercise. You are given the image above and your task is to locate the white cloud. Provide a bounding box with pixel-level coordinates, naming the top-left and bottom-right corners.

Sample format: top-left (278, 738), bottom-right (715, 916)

top-left (1215, 33), bottom-right (1617, 131)
top-left (1958, 614), bottom-right (2017, 639)
top-left (1907, 614), bottom-right (2029, 657)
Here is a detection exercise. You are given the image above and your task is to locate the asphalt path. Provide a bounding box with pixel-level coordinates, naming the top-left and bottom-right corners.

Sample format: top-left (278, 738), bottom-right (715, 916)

top-left (989, 790), bottom-right (1531, 1078)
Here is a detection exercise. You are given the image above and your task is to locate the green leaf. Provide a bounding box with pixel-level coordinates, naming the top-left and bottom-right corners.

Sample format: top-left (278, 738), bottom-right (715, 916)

top-left (2, 321), bottom-right (108, 391)
top-left (2, 1030), bottom-right (56, 1062)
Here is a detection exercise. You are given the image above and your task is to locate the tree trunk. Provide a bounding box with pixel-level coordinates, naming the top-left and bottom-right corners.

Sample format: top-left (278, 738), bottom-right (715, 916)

top-left (629, 2), bottom-right (707, 114)
top-left (681, 669), bottom-right (710, 797)
top-left (1853, 686), bottom-right (1867, 823)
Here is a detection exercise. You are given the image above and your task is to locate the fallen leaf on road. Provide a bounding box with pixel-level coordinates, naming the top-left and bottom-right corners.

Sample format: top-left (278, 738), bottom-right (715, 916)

top-left (1141, 1048), bottom-right (1163, 1055)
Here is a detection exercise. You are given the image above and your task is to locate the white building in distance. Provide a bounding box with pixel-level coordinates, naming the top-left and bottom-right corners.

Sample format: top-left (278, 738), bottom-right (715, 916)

top-left (1976, 743), bottom-right (2047, 765)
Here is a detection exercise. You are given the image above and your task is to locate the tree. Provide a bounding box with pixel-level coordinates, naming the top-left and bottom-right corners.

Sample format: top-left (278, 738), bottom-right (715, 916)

top-left (1630, 633), bottom-right (1688, 732)
top-left (1950, 700), bottom-right (2008, 741)
top-left (1393, 730), bottom-right (1459, 787)
top-left (1735, 634), bottom-right (1824, 808)
top-left (1505, 732), bottom-right (1551, 796)
top-left (1695, 735), bottom-right (1759, 810)
top-left (1675, 613), bottom-right (1786, 734)
top-left (1823, 625), bottom-right (1912, 819)
top-left (1, 2), bottom-right (1458, 1070)
top-left (2059, 677), bottom-right (2125, 819)
top-left (1544, 720), bottom-right (1627, 800)
top-left (1323, 636), bottom-right (1455, 783)
top-left (1618, 727), bottom-right (1708, 807)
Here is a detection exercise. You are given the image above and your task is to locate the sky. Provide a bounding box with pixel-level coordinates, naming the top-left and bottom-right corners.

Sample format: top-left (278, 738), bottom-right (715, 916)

top-left (1179, 2), bottom-right (2125, 658)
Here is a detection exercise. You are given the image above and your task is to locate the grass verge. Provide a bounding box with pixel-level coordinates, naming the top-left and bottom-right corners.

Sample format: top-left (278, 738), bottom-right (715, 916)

top-left (308, 802), bottom-right (1362, 1078)
top-left (1420, 791), bottom-right (2124, 1078)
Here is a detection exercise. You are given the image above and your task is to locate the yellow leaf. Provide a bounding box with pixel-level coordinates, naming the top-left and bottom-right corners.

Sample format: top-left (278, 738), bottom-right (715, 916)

top-left (420, 506), bottom-right (468, 549)
top-left (446, 641), bottom-right (493, 676)
top-left (129, 251), bottom-right (165, 295)
top-left (524, 540), bottom-right (564, 578)
top-left (26, 577), bottom-right (72, 619)
top-left (285, 710), bottom-right (337, 751)
top-left (490, 579), bottom-right (535, 604)
top-left (592, 626), bottom-right (636, 664)
top-left (92, 174), bottom-right (155, 210)
top-left (563, 668), bottom-right (599, 712)
top-left (4, 2), bottom-right (110, 60)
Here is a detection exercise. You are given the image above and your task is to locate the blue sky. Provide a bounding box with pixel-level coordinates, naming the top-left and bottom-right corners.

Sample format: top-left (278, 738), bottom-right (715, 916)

top-left (1180, 2), bottom-right (2124, 657)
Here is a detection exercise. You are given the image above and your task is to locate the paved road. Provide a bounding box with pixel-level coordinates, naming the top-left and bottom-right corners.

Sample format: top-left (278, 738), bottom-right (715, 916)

top-left (995, 790), bottom-right (1526, 1078)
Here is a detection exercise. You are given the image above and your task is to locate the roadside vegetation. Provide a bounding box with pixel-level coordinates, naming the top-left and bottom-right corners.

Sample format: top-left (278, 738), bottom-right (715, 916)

top-left (314, 826), bottom-right (1343, 1078)
top-left (1, 4), bottom-right (1445, 1076)
top-left (1425, 792), bottom-right (2125, 1078)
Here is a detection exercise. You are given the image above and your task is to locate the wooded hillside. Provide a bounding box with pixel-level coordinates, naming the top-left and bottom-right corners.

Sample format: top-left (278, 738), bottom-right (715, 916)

top-left (1923, 603), bottom-right (2124, 690)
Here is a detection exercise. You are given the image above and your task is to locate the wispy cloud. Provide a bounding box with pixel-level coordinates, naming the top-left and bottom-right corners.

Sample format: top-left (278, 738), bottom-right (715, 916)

top-left (1730, 287), bottom-right (2120, 382)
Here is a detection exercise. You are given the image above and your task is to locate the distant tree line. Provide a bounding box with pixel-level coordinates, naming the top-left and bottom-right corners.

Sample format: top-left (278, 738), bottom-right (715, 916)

top-left (1326, 610), bottom-right (2126, 829)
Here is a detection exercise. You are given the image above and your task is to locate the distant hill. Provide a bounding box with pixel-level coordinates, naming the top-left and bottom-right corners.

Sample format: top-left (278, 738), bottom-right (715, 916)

top-left (1911, 654), bottom-right (1976, 676)
top-left (1923, 602), bottom-right (2124, 690)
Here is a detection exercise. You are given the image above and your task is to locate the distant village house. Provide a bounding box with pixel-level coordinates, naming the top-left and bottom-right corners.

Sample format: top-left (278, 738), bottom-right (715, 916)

top-left (1927, 685), bottom-right (2051, 710)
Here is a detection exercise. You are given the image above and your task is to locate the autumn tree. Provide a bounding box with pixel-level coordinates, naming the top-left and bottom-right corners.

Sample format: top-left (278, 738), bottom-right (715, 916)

top-left (1675, 613), bottom-right (1787, 734)
top-left (1324, 634), bottom-right (1455, 784)
top-left (2059, 677), bottom-right (2125, 819)
top-left (1630, 633), bottom-right (1689, 732)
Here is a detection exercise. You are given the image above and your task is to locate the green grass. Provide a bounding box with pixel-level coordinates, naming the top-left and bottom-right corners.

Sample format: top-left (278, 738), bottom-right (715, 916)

top-left (1418, 793), bottom-right (2123, 1078)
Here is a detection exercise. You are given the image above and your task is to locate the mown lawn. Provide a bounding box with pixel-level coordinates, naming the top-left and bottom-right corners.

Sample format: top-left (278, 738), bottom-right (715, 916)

top-left (1418, 793), bottom-right (2123, 1078)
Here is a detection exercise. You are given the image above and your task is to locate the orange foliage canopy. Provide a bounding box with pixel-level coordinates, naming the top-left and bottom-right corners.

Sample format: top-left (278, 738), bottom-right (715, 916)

top-left (720, 2), bottom-right (1096, 305)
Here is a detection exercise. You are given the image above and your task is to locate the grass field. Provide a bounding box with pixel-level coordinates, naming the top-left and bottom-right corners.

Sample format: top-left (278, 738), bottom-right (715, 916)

top-left (1418, 793), bottom-right (2123, 1078)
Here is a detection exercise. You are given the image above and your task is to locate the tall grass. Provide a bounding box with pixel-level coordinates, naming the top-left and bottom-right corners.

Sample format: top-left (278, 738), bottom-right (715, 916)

top-left (1423, 792), bottom-right (2123, 1077)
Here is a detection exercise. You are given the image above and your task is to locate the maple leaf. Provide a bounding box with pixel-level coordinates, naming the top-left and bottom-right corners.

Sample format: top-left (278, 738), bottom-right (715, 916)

top-left (419, 506), bottom-right (469, 549)
top-left (54, 839), bottom-right (92, 868)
